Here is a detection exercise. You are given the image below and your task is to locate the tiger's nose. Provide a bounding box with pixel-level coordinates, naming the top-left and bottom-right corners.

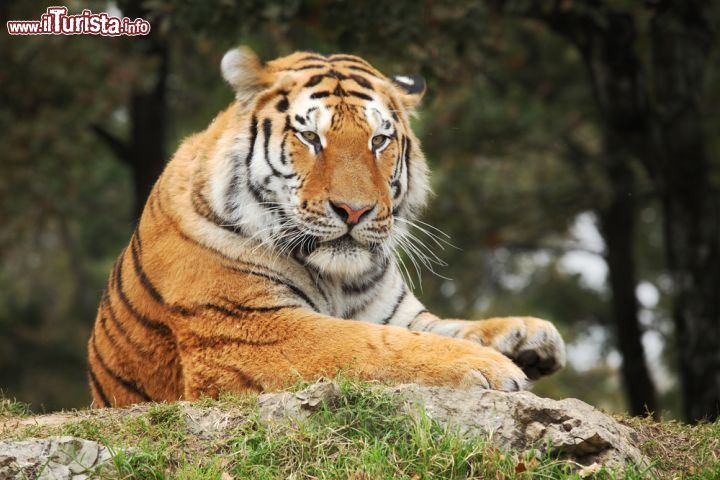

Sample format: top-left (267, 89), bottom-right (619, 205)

top-left (329, 201), bottom-right (375, 226)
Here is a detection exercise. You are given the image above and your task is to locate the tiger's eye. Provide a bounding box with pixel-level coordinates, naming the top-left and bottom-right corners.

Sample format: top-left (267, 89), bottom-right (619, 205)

top-left (372, 135), bottom-right (388, 148)
top-left (302, 131), bottom-right (319, 143)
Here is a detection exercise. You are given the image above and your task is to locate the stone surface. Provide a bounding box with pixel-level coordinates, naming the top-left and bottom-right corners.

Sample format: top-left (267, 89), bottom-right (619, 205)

top-left (181, 403), bottom-right (245, 440)
top-left (257, 381), bottom-right (646, 469)
top-left (0, 436), bottom-right (113, 480)
top-left (390, 384), bottom-right (646, 469)
top-left (0, 381), bottom-right (647, 474)
top-left (259, 381), bottom-right (341, 425)
top-left (0, 413), bottom-right (76, 430)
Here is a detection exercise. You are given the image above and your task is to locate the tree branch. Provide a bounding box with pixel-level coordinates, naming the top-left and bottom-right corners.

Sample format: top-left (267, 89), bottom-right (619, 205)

top-left (91, 124), bottom-right (131, 165)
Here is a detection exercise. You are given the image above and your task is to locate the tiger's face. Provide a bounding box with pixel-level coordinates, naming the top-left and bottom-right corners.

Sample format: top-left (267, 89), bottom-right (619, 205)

top-left (218, 49), bottom-right (429, 278)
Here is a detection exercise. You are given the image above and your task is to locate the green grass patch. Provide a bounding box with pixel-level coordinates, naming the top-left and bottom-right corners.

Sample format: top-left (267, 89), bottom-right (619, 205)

top-left (216, 379), bottom-right (618, 479)
top-left (3, 383), bottom-right (719, 478)
top-left (0, 395), bottom-right (31, 417)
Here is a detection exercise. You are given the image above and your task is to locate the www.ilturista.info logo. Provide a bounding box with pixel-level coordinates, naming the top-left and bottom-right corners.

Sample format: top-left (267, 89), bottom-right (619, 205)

top-left (7, 6), bottom-right (151, 36)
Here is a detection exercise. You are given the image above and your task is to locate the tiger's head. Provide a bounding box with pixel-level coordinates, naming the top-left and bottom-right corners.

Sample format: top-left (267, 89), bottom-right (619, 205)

top-left (211, 47), bottom-right (430, 278)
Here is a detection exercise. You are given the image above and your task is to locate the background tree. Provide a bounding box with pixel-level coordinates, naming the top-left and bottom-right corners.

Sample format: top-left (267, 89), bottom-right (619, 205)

top-left (92, 0), bottom-right (170, 219)
top-left (494, 0), bottom-right (720, 423)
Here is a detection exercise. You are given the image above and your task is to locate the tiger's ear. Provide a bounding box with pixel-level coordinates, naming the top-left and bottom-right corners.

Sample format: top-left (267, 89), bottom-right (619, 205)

top-left (221, 46), bottom-right (272, 102)
top-left (390, 74), bottom-right (426, 109)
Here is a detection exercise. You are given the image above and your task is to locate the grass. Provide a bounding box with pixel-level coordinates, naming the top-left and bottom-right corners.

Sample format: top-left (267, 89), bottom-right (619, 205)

top-left (225, 381), bottom-right (526, 479)
top-left (0, 395), bottom-right (31, 417)
top-left (0, 380), bottom-right (718, 479)
top-left (621, 416), bottom-right (720, 479)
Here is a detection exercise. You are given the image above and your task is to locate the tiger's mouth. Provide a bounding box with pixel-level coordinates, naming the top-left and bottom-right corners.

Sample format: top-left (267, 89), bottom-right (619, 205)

top-left (321, 233), bottom-right (386, 253)
top-left (285, 231), bottom-right (384, 257)
top-left (322, 233), bottom-right (356, 248)
top-left (303, 233), bottom-right (381, 278)
top-left (272, 217), bottom-right (388, 278)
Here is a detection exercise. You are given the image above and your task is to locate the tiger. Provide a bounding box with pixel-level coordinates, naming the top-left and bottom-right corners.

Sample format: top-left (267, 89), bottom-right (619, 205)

top-left (87, 47), bottom-right (566, 407)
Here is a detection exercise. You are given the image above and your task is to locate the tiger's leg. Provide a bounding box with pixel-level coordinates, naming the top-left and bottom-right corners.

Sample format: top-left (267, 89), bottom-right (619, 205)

top-left (172, 309), bottom-right (530, 399)
top-left (408, 313), bottom-right (566, 380)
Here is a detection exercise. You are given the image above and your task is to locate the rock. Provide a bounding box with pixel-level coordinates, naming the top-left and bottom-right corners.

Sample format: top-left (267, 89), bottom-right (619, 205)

top-left (0, 436), bottom-right (114, 480)
top-left (258, 380), bottom-right (341, 426)
top-left (389, 384), bottom-right (646, 469)
top-left (0, 413), bottom-right (76, 430)
top-left (0, 382), bottom-right (647, 473)
top-left (257, 382), bottom-right (646, 469)
top-left (181, 403), bottom-right (246, 440)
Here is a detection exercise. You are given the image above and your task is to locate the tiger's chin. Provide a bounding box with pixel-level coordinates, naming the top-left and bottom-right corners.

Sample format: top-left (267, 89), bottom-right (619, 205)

top-left (305, 236), bottom-right (378, 278)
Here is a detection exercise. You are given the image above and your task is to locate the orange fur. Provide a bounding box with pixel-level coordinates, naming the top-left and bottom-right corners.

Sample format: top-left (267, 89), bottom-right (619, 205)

top-left (87, 49), bottom-right (563, 407)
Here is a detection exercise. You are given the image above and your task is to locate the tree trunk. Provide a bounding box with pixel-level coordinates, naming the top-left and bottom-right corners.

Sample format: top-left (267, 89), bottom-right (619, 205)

top-left (93, 5), bottom-right (169, 219)
top-left (660, 181), bottom-right (720, 422)
top-left (648, 1), bottom-right (720, 422)
top-left (127, 44), bottom-right (169, 218)
top-left (550, 11), bottom-right (661, 417)
top-left (555, 0), bottom-right (720, 422)
top-left (598, 152), bottom-right (659, 417)
top-left (490, 3), bottom-right (664, 417)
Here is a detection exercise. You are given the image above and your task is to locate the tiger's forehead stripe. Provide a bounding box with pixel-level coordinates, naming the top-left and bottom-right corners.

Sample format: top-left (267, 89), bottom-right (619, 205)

top-left (277, 52), bottom-right (386, 80)
top-left (294, 53), bottom-right (376, 69)
top-left (256, 77), bottom-right (386, 126)
top-left (296, 68), bottom-right (378, 101)
top-left (303, 71), bottom-right (375, 90)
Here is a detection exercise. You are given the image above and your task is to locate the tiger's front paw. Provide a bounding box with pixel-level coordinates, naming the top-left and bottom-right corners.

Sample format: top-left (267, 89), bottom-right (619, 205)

top-left (462, 317), bottom-right (566, 380)
top-left (401, 332), bottom-right (529, 392)
top-left (452, 345), bottom-right (530, 392)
